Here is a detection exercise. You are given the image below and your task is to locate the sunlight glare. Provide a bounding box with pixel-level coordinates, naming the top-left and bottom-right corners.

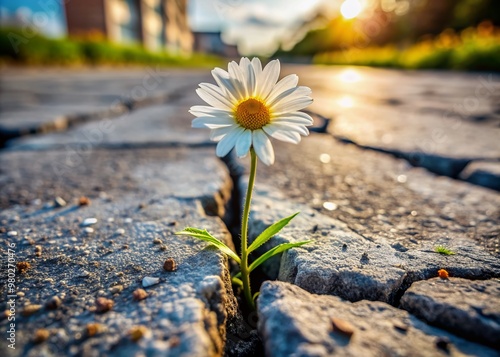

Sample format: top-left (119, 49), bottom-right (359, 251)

top-left (338, 96), bottom-right (355, 108)
top-left (339, 69), bottom-right (362, 83)
top-left (340, 0), bottom-right (363, 19)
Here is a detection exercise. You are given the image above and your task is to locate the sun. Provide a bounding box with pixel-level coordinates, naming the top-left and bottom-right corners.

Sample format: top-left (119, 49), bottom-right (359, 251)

top-left (340, 0), bottom-right (363, 19)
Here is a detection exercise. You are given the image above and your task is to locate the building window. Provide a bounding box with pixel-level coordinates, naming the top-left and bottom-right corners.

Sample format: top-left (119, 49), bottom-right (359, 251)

top-left (118, 0), bottom-right (140, 43)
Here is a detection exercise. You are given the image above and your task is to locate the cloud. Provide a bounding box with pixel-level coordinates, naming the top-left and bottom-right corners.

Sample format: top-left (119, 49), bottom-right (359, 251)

top-left (224, 2), bottom-right (290, 27)
top-left (190, 0), bottom-right (326, 55)
top-left (242, 14), bottom-right (282, 27)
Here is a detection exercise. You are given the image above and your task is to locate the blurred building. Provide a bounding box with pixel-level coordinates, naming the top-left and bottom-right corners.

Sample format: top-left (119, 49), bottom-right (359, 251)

top-left (64, 0), bottom-right (192, 54)
top-left (193, 31), bottom-right (238, 58)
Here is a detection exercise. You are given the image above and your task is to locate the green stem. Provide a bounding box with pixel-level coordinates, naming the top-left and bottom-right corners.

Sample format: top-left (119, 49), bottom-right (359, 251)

top-left (241, 148), bottom-right (257, 310)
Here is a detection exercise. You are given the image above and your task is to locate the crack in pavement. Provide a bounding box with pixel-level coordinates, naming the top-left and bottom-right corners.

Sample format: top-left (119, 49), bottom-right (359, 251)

top-left (331, 134), bottom-right (500, 192)
top-left (0, 82), bottom-right (197, 148)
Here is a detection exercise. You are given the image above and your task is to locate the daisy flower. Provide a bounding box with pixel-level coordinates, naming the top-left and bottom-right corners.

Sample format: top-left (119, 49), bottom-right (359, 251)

top-left (181, 58), bottom-right (313, 309)
top-left (189, 57), bottom-right (313, 165)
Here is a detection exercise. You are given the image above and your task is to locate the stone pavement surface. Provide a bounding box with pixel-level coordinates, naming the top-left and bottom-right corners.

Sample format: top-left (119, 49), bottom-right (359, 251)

top-left (282, 66), bottom-right (500, 190)
top-left (0, 68), bottom-right (210, 140)
top-left (250, 135), bottom-right (500, 254)
top-left (257, 281), bottom-right (498, 357)
top-left (400, 277), bottom-right (500, 348)
top-left (1, 65), bottom-right (499, 356)
top-left (0, 150), bottom-right (238, 356)
top-left (246, 182), bottom-right (499, 304)
top-left (6, 104), bottom-right (213, 150)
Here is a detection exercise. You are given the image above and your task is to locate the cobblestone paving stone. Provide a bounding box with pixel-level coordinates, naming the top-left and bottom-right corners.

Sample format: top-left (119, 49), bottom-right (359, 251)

top-left (249, 134), bottom-right (500, 254)
top-left (257, 281), bottom-right (498, 357)
top-left (0, 149), bottom-right (237, 357)
top-left (400, 277), bottom-right (500, 348)
top-left (0, 68), bottom-right (210, 138)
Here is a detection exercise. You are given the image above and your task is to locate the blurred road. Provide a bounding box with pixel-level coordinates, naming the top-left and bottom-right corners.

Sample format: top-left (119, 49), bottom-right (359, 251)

top-left (1, 65), bottom-right (499, 188)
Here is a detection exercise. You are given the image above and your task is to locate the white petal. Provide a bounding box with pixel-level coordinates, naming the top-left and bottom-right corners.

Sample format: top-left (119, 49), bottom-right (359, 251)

top-left (269, 86), bottom-right (312, 108)
top-left (252, 129), bottom-right (275, 166)
top-left (239, 57), bottom-right (252, 97)
top-left (228, 61), bottom-right (246, 99)
top-left (267, 123), bottom-right (309, 136)
top-left (272, 116), bottom-right (313, 126)
top-left (198, 83), bottom-right (234, 108)
top-left (251, 58), bottom-right (262, 77)
top-left (192, 116), bottom-right (234, 128)
top-left (266, 74), bottom-right (298, 102)
top-left (211, 68), bottom-right (239, 102)
top-left (292, 86), bottom-right (312, 96)
top-left (257, 60), bottom-right (280, 100)
top-left (253, 59), bottom-right (264, 96)
top-left (272, 97), bottom-right (313, 115)
top-left (216, 127), bottom-right (245, 157)
top-left (271, 118), bottom-right (310, 125)
top-left (273, 111), bottom-right (314, 124)
top-left (239, 57), bottom-right (251, 68)
top-left (189, 105), bottom-right (231, 117)
top-left (211, 66), bottom-right (229, 78)
top-left (199, 82), bottom-right (225, 95)
top-left (243, 59), bottom-right (256, 97)
top-left (235, 129), bottom-right (252, 157)
top-left (263, 125), bottom-right (302, 144)
top-left (210, 125), bottom-right (238, 141)
top-left (196, 88), bottom-right (232, 110)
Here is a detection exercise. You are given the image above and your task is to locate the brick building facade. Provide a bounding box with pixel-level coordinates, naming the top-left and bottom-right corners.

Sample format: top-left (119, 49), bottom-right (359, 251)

top-left (64, 0), bottom-right (193, 54)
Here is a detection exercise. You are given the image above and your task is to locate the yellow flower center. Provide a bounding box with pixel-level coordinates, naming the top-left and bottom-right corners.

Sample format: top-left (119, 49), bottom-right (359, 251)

top-left (234, 98), bottom-right (270, 130)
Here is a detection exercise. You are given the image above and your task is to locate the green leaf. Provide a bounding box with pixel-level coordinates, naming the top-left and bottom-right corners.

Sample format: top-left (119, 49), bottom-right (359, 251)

top-left (247, 212), bottom-right (300, 254)
top-left (252, 292), bottom-right (260, 301)
top-left (232, 240), bottom-right (311, 281)
top-left (176, 227), bottom-right (241, 263)
top-left (231, 277), bottom-right (243, 288)
top-left (248, 240), bottom-right (311, 273)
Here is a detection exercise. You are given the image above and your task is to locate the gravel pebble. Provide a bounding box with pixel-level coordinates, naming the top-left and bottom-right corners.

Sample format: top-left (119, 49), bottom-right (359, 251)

top-left (109, 285), bottom-right (123, 294)
top-left (17, 261), bottom-right (31, 273)
top-left (82, 218), bottom-right (98, 226)
top-left (163, 258), bottom-right (177, 272)
top-left (129, 325), bottom-right (149, 342)
top-left (22, 304), bottom-right (42, 317)
top-left (33, 329), bottom-right (50, 344)
top-left (132, 289), bottom-right (148, 301)
top-left (95, 297), bottom-right (113, 313)
top-left (142, 277), bottom-right (160, 288)
top-left (45, 296), bottom-right (62, 310)
top-left (54, 197), bottom-right (67, 207)
top-left (78, 196), bottom-right (90, 206)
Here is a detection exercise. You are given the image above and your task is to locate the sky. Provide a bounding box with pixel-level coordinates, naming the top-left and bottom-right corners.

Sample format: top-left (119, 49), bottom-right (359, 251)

top-left (0, 0), bottom-right (66, 37)
top-left (188, 0), bottom-right (328, 54)
top-left (0, 0), bottom-right (339, 55)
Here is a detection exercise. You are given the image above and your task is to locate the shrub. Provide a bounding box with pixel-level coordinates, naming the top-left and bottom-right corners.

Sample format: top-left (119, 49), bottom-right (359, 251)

top-left (0, 27), bottom-right (223, 68)
top-left (313, 25), bottom-right (500, 71)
